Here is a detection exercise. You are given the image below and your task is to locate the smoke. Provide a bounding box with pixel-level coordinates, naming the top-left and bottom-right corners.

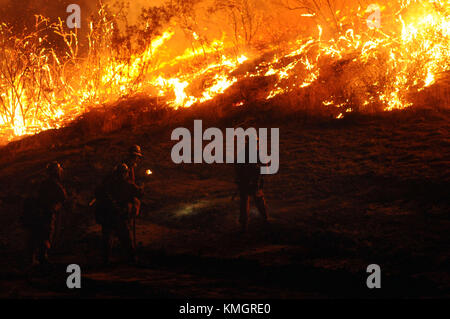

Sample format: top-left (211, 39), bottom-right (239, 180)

top-left (0, 0), bottom-right (97, 29)
top-left (0, 0), bottom-right (374, 57)
top-left (0, 0), bottom-right (303, 39)
top-left (120, 0), bottom-right (166, 22)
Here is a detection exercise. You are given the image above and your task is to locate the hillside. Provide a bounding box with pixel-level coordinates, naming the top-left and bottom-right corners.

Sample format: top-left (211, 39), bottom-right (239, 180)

top-left (0, 98), bottom-right (449, 298)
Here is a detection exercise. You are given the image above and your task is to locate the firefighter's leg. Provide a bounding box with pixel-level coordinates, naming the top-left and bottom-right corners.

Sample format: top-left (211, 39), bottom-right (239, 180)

top-left (101, 225), bottom-right (113, 264)
top-left (132, 198), bottom-right (141, 217)
top-left (37, 241), bottom-right (48, 265)
top-left (116, 219), bottom-right (135, 262)
top-left (42, 213), bottom-right (57, 262)
top-left (27, 231), bottom-right (40, 266)
top-left (254, 190), bottom-right (268, 221)
top-left (37, 226), bottom-right (50, 265)
top-left (31, 249), bottom-right (39, 266)
top-left (239, 191), bottom-right (250, 231)
top-left (129, 200), bottom-right (139, 250)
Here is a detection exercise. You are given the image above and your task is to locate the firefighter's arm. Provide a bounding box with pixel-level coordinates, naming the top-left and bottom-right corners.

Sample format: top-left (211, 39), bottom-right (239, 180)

top-left (130, 181), bottom-right (144, 199)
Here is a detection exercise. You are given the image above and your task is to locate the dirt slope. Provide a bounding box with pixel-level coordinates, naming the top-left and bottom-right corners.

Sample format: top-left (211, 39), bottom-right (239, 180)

top-left (0, 104), bottom-right (449, 298)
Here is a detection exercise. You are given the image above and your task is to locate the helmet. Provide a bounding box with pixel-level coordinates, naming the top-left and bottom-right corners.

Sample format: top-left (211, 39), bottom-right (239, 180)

top-left (114, 163), bottom-right (129, 179)
top-left (129, 145), bottom-right (143, 158)
top-left (46, 161), bottom-right (63, 180)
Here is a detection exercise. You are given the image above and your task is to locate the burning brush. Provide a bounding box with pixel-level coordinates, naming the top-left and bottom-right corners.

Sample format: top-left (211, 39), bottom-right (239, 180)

top-left (0, 0), bottom-right (448, 141)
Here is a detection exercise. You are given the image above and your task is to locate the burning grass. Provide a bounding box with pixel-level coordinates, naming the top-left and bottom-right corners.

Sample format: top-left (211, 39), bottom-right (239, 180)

top-left (0, 0), bottom-right (449, 143)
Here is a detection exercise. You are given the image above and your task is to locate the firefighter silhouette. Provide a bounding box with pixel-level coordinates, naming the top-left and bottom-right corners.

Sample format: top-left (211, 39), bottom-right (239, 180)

top-left (235, 137), bottom-right (268, 232)
top-left (21, 162), bottom-right (67, 266)
top-left (94, 146), bottom-right (144, 264)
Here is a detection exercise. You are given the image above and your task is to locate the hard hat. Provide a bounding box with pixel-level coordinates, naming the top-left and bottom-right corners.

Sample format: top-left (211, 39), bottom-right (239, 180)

top-left (129, 145), bottom-right (143, 158)
top-left (46, 161), bottom-right (63, 179)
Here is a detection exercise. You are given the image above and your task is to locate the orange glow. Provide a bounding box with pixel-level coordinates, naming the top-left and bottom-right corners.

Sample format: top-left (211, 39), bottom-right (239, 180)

top-left (0, 0), bottom-right (448, 140)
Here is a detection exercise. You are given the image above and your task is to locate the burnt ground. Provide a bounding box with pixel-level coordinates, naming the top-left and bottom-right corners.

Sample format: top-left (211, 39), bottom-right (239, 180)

top-left (0, 104), bottom-right (449, 299)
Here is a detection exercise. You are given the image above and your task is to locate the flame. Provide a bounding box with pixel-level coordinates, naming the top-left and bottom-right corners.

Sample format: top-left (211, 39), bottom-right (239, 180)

top-left (260, 0), bottom-right (449, 113)
top-left (0, 0), bottom-right (448, 140)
